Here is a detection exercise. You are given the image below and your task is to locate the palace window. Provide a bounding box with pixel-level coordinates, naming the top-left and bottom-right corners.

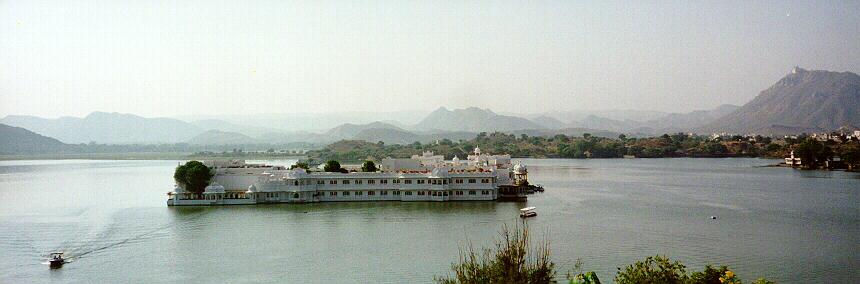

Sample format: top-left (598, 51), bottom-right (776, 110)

top-left (469, 190), bottom-right (476, 195)
top-left (355, 180), bottom-right (363, 184)
top-left (381, 191), bottom-right (387, 195)
top-left (481, 190), bottom-right (489, 195)
top-left (405, 180), bottom-right (412, 184)
top-left (355, 191), bottom-right (363, 196)
top-left (368, 180), bottom-right (376, 184)
top-left (393, 190), bottom-right (400, 195)
top-left (405, 191), bottom-right (412, 195)
top-left (381, 179), bottom-right (388, 184)
top-left (329, 180), bottom-right (337, 185)
top-left (417, 180), bottom-right (425, 184)
top-left (343, 191), bottom-right (350, 196)
top-left (393, 179), bottom-right (400, 184)
top-left (455, 179), bottom-right (463, 184)
top-left (343, 180), bottom-right (350, 185)
top-left (418, 191), bottom-right (425, 196)
top-left (367, 191), bottom-right (375, 196)
top-left (329, 191), bottom-right (337, 196)
top-left (468, 179), bottom-right (476, 183)
top-left (294, 181), bottom-right (299, 186)
top-left (317, 180), bottom-right (324, 185)
top-left (443, 179), bottom-right (448, 184)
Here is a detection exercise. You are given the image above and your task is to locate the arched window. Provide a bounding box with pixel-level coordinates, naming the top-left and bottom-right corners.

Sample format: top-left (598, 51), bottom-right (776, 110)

top-left (293, 193), bottom-right (299, 199)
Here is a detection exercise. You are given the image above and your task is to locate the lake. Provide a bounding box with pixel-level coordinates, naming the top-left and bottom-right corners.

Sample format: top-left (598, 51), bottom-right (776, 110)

top-left (0, 158), bottom-right (857, 283)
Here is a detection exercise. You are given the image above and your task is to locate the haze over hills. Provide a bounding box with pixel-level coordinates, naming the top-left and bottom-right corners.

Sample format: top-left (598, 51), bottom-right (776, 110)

top-left (0, 124), bottom-right (70, 154)
top-left (2, 67), bottom-right (858, 148)
top-left (701, 67), bottom-right (860, 134)
top-left (0, 112), bottom-right (204, 144)
top-left (186, 130), bottom-right (260, 145)
top-left (415, 107), bottom-right (544, 132)
top-left (325, 122), bottom-right (406, 140)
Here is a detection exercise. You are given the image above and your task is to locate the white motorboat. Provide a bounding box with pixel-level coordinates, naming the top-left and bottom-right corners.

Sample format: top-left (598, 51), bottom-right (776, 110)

top-left (519, 207), bottom-right (537, 218)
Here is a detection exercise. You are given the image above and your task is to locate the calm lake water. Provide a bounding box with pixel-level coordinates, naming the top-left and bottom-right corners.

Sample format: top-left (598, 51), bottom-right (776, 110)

top-left (0, 158), bottom-right (857, 283)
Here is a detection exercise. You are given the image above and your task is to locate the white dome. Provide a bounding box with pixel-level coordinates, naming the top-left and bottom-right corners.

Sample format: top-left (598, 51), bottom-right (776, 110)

top-left (246, 184), bottom-right (257, 193)
top-left (204, 182), bottom-right (225, 194)
top-left (430, 167), bottom-right (449, 178)
top-left (474, 147), bottom-right (481, 154)
top-left (452, 155), bottom-right (460, 162)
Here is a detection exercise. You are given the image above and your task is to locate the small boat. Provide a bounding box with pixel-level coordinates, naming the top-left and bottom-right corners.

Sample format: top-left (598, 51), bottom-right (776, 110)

top-left (48, 252), bottom-right (65, 268)
top-left (519, 207), bottom-right (537, 218)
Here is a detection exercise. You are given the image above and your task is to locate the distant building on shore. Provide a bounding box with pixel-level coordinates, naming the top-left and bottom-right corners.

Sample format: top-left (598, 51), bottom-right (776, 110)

top-left (785, 151), bottom-right (802, 167)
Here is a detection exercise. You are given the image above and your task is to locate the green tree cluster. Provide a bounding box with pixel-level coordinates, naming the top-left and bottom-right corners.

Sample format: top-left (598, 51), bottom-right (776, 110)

top-left (795, 139), bottom-right (833, 169)
top-left (323, 160), bottom-right (348, 173)
top-left (290, 162), bottom-right (309, 170)
top-left (173, 160), bottom-right (213, 194)
top-left (361, 160), bottom-right (377, 172)
top-left (306, 132), bottom-right (860, 163)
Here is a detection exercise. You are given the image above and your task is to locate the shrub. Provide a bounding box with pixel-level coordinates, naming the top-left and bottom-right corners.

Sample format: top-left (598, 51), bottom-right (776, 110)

top-left (436, 223), bottom-right (555, 284)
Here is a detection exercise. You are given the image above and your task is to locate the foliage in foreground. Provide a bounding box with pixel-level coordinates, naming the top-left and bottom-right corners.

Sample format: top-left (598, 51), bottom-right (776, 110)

top-left (615, 256), bottom-right (776, 284)
top-left (438, 225), bottom-right (775, 284)
top-left (436, 224), bottom-right (555, 284)
top-left (173, 160), bottom-right (213, 193)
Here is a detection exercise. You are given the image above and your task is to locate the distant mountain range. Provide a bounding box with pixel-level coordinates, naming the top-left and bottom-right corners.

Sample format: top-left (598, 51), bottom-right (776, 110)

top-left (414, 107), bottom-right (544, 132)
top-left (2, 67), bottom-right (857, 148)
top-left (0, 124), bottom-right (70, 154)
top-left (701, 67), bottom-right (860, 134)
top-left (0, 112), bottom-right (204, 144)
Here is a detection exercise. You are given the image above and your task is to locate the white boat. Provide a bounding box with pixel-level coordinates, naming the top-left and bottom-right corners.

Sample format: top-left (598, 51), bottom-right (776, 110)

top-left (519, 207), bottom-right (537, 218)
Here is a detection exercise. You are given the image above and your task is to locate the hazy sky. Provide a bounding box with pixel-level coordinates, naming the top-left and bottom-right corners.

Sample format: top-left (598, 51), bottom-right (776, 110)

top-left (1, 1), bottom-right (858, 118)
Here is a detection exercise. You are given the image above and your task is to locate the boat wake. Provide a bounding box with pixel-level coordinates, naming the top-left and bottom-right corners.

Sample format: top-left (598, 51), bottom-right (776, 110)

top-left (50, 209), bottom-right (208, 264)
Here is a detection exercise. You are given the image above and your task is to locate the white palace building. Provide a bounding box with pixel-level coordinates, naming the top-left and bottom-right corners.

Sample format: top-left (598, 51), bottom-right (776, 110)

top-left (167, 147), bottom-right (538, 206)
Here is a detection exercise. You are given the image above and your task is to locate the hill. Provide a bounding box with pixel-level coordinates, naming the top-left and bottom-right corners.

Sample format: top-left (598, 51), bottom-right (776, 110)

top-left (0, 124), bottom-right (70, 154)
top-left (529, 115), bottom-right (567, 129)
top-left (414, 107), bottom-right (544, 132)
top-left (186, 130), bottom-right (260, 145)
top-left (325, 122), bottom-right (405, 140)
top-left (1, 112), bottom-right (204, 144)
top-left (648, 104), bottom-right (740, 131)
top-left (702, 67), bottom-right (860, 134)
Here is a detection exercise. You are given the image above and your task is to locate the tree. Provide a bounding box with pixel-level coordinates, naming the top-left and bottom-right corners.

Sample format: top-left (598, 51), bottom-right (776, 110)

top-left (615, 255), bottom-right (769, 284)
top-left (173, 160), bottom-right (213, 194)
top-left (795, 138), bottom-right (833, 169)
top-left (618, 134), bottom-right (627, 141)
top-left (361, 160), bottom-right (377, 172)
top-left (583, 133), bottom-right (592, 140)
top-left (436, 224), bottom-right (554, 284)
top-left (324, 160), bottom-right (343, 172)
top-left (614, 255), bottom-right (688, 284)
top-left (290, 162), bottom-right (309, 170)
top-left (840, 146), bottom-right (860, 171)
